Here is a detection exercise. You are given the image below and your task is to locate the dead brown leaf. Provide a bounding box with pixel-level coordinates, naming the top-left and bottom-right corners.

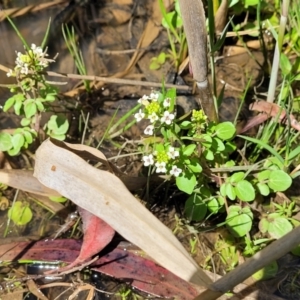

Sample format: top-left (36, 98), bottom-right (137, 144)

top-left (33, 139), bottom-right (213, 287)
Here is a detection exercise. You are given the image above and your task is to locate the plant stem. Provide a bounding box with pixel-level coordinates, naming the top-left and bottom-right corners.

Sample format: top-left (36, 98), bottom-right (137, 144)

top-left (267, 0), bottom-right (290, 103)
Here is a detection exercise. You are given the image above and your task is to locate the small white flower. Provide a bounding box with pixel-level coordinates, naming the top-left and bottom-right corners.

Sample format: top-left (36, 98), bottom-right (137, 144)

top-left (149, 92), bottom-right (159, 101)
top-left (143, 154), bottom-right (154, 166)
top-left (148, 112), bottom-right (159, 123)
top-left (138, 95), bottom-right (149, 105)
top-left (20, 63), bottom-right (29, 75)
top-left (155, 162), bottom-right (167, 173)
top-left (167, 146), bottom-right (179, 159)
top-left (134, 109), bottom-right (145, 122)
top-left (170, 165), bottom-right (182, 177)
top-left (161, 111), bottom-right (175, 125)
top-left (163, 98), bottom-right (171, 107)
top-left (144, 125), bottom-right (154, 135)
top-left (6, 69), bottom-right (13, 77)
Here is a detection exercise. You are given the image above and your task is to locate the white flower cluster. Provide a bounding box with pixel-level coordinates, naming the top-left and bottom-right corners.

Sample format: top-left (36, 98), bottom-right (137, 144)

top-left (134, 91), bottom-right (175, 136)
top-left (7, 44), bottom-right (53, 77)
top-left (142, 146), bottom-right (182, 177)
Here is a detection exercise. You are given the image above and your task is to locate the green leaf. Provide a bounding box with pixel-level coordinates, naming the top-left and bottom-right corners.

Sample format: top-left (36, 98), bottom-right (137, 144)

top-left (0, 133), bottom-right (12, 151)
top-left (287, 146), bottom-right (300, 163)
top-left (53, 119), bottom-right (69, 135)
top-left (207, 197), bottom-right (220, 213)
top-left (267, 216), bottom-right (293, 239)
top-left (8, 146), bottom-right (21, 156)
top-left (49, 196), bottom-right (68, 203)
top-left (150, 59), bottom-right (161, 70)
top-left (226, 206), bottom-right (253, 237)
top-left (267, 170), bottom-right (292, 192)
top-left (180, 121), bottom-right (192, 129)
top-left (256, 183), bottom-right (270, 196)
top-left (20, 118), bottom-right (31, 126)
top-left (280, 53), bottom-right (292, 76)
top-left (3, 96), bottom-right (16, 112)
top-left (23, 131), bottom-right (33, 144)
top-left (47, 115), bottom-right (69, 137)
top-left (24, 100), bottom-right (37, 119)
top-left (14, 98), bottom-right (23, 115)
top-left (235, 180), bottom-right (255, 201)
top-left (257, 170), bottom-right (271, 181)
top-left (35, 98), bottom-right (45, 112)
top-left (176, 171), bottom-right (197, 194)
top-left (220, 183), bottom-right (226, 197)
top-left (157, 52), bottom-right (166, 64)
top-left (203, 149), bottom-right (214, 160)
top-left (182, 144), bottom-right (196, 156)
top-left (184, 194), bottom-right (207, 221)
top-left (225, 183), bottom-right (236, 200)
top-left (211, 16), bottom-right (233, 52)
top-left (187, 158), bottom-right (202, 173)
top-left (215, 122), bottom-right (236, 140)
top-left (8, 201), bottom-right (32, 225)
top-left (252, 262), bottom-right (278, 281)
top-left (11, 133), bottom-right (25, 149)
top-left (212, 137), bottom-right (225, 152)
top-left (162, 11), bottom-right (176, 29)
top-left (45, 93), bottom-right (57, 102)
top-left (230, 172), bottom-right (245, 183)
top-left (200, 134), bottom-right (212, 148)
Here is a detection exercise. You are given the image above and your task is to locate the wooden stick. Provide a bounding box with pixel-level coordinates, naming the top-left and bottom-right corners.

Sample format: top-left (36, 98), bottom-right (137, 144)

top-left (193, 225), bottom-right (300, 300)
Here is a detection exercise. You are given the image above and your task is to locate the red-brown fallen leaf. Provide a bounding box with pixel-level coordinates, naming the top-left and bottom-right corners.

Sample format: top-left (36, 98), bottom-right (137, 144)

top-left (241, 100), bottom-right (300, 133)
top-left (0, 239), bottom-right (200, 299)
top-left (51, 208), bottom-right (115, 273)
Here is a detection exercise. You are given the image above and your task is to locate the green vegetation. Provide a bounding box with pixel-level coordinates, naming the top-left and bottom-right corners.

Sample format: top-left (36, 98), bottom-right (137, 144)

top-left (1, 0), bottom-right (300, 295)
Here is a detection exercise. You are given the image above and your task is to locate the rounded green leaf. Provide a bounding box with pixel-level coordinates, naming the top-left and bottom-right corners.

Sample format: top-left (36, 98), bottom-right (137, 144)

top-left (267, 216), bottom-right (293, 239)
top-left (207, 197), bottom-right (220, 213)
top-left (8, 201), bottom-right (32, 225)
top-left (268, 170), bottom-right (292, 192)
top-left (230, 172), bottom-right (245, 183)
top-left (0, 133), bottom-right (12, 151)
top-left (8, 146), bottom-right (21, 156)
top-left (53, 119), bottom-right (69, 135)
top-left (256, 183), bottom-right (270, 196)
top-left (225, 183), bottom-right (236, 200)
top-left (184, 194), bottom-right (207, 221)
top-left (11, 133), bottom-right (25, 149)
top-left (187, 158), bottom-right (202, 173)
top-left (212, 137), bottom-right (225, 152)
top-left (176, 171), bottom-right (197, 195)
top-left (215, 122), bottom-right (236, 140)
top-left (258, 217), bottom-right (269, 233)
top-left (24, 100), bottom-right (37, 119)
top-left (252, 261), bottom-right (278, 281)
top-left (23, 131), bottom-right (33, 144)
top-left (180, 121), bottom-right (192, 129)
top-left (14, 99), bottom-right (23, 115)
top-left (257, 170), bottom-right (271, 182)
top-left (182, 144), bottom-right (196, 156)
top-left (3, 96), bottom-right (16, 112)
top-left (235, 180), bottom-right (255, 201)
top-left (280, 53), bottom-right (292, 76)
top-left (20, 118), bottom-right (31, 126)
top-left (45, 93), bottom-right (57, 102)
top-left (226, 210), bottom-right (253, 237)
top-left (35, 99), bottom-right (45, 112)
top-left (200, 134), bottom-right (212, 148)
top-left (203, 149), bottom-right (214, 160)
